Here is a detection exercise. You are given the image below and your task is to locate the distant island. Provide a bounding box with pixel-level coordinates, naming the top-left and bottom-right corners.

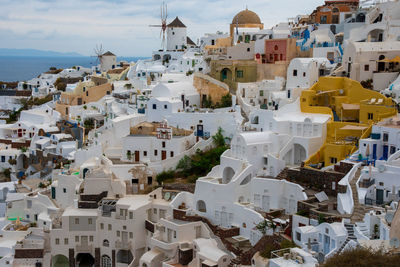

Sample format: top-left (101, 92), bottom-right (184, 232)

top-left (0, 48), bottom-right (84, 57)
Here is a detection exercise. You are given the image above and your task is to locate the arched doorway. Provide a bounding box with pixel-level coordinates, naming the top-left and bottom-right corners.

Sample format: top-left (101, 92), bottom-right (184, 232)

top-left (222, 166), bottom-right (235, 184)
top-left (52, 254), bottom-right (69, 267)
top-left (153, 54), bottom-right (161, 61)
top-left (102, 255), bottom-right (112, 267)
top-left (116, 250), bottom-right (133, 264)
top-left (197, 200), bottom-right (207, 212)
top-left (76, 253), bottom-right (95, 267)
top-left (369, 29), bottom-right (384, 42)
top-left (294, 144), bottom-right (306, 165)
top-left (220, 68), bottom-right (232, 82)
top-left (82, 168), bottom-right (89, 179)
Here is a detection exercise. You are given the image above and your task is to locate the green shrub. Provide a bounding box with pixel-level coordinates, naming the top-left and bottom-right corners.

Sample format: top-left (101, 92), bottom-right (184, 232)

top-left (156, 170), bottom-right (175, 184)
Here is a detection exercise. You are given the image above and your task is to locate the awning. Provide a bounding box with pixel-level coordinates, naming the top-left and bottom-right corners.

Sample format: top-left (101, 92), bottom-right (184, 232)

top-left (378, 56), bottom-right (400, 63)
top-left (340, 125), bottom-right (368, 131)
top-left (341, 103), bottom-right (360, 110)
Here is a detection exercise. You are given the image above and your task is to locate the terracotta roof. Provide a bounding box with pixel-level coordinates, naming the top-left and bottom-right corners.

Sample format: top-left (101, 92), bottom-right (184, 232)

top-left (102, 51), bottom-right (116, 56)
top-left (232, 9), bottom-right (262, 25)
top-left (187, 37), bottom-right (196, 46)
top-left (168, 17), bottom-right (186, 28)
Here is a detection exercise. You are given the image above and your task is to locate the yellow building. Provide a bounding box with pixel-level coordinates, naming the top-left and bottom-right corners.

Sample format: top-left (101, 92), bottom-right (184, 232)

top-left (301, 77), bottom-right (397, 168)
top-left (55, 76), bottom-right (112, 118)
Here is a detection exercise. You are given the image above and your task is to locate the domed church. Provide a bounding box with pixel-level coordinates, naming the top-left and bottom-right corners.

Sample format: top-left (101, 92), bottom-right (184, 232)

top-left (230, 8), bottom-right (264, 45)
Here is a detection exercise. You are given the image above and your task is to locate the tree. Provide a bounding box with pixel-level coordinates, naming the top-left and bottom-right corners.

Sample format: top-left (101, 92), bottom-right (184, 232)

top-left (219, 93), bottom-right (232, 108)
top-left (321, 247), bottom-right (400, 267)
top-left (212, 127), bottom-right (226, 147)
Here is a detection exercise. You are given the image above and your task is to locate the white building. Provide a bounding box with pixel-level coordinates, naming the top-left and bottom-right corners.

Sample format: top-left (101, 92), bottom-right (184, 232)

top-left (167, 17), bottom-right (187, 51)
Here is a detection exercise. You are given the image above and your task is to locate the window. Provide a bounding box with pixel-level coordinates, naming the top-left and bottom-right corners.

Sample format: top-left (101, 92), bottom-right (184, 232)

top-left (293, 69), bottom-right (298, 76)
top-left (108, 224), bottom-right (112, 231)
top-left (321, 15), bottom-right (327, 24)
top-left (129, 212), bottom-right (133, 219)
top-left (164, 104), bottom-right (168, 109)
top-left (103, 240), bottom-right (110, 247)
top-left (379, 182), bottom-right (384, 186)
top-left (64, 238), bottom-right (68, 245)
top-left (368, 113), bottom-right (374, 120)
top-left (303, 72), bottom-right (306, 77)
top-left (236, 70), bottom-right (244, 78)
top-left (154, 150), bottom-right (158, 156)
top-left (75, 236), bottom-right (79, 242)
top-left (89, 236), bottom-right (93, 242)
top-left (162, 142), bottom-right (166, 148)
top-left (88, 218), bottom-right (92, 224)
top-left (144, 151), bottom-right (147, 156)
top-left (390, 146), bottom-right (396, 155)
top-left (296, 232), bottom-right (301, 241)
top-left (55, 238), bottom-right (60, 245)
top-left (260, 90), bottom-right (264, 97)
top-left (63, 188), bottom-right (66, 193)
top-left (170, 151), bottom-right (174, 157)
top-left (174, 231), bottom-right (177, 238)
top-left (117, 231), bottom-right (120, 237)
top-left (153, 208), bottom-right (157, 214)
top-left (123, 225), bottom-right (126, 230)
top-left (274, 45), bottom-right (279, 51)
top-left (129, 232), bottom-right (133, 238)
top-left (86, 91), bottom-right (89, 97)
top-left (383, 133), bottom-right (389, 142)
top-left (364, 65), bottom-right (369, 71)
top-left (152, 104), bottom-right (157, 110)
top-left (148, 176), bottom-right (152, 185)
top-left (100, 223), bottom-right (104, 230)
top-left (247, 47), bottom-right (250, 52)
top-left (75, 218), bottom-right (79, 224)
top-left (330, 157), bottom-right (338, 164)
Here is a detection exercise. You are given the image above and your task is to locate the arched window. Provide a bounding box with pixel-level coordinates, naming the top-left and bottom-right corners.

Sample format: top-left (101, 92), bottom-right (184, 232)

top-left (332, 8), bottom-right (339, 13)
top-left (274, 45), bottom-right (279, 51)
top-left (103, 239), bottom-right (109, 247)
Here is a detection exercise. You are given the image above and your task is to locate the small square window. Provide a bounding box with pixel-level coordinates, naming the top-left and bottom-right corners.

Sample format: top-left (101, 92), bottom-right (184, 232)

top-left (152, 104), bottom-right (157, 110)
top-left (63, 188), bottom-right (66, 193)
top-left (108, 224), bottom-right (112, 231)
top-left (55, 238), bottom-right (60, 245)
top-left (129, 212), bottom-right (133, 219)
top-left (170, 151), bottom-right (174, 157)
top-left (164, 104), bottom-right (168, 109)
top-left (89, 236), bottom-right (93, 242)
top-left (153, 208), bottom-right (157, 214)
top-left (364, 65), bottom-right (369, 71)
top-left (162, 142), bottom-right (166, 148)
top-left (64, 238), bottom-right (68, 245)
top-left (117, 231), bottom-right (120, 237)
top-left (75, 218), bottom-right (79, 224)
top-left (75, 236), bottom-right (79, 242)
top-left (236, 70), bottom-right (244, 78)
top-left (129, 232), bottom-right (133, 238)
top-left (144, 151), bottom-right (147, 156)
top-left (88, 218), bottom-right (92, 224)
top-left (293, 69), bottom-right (297, 76)
top-left (100, 223), bottom-right (104, 230)
top-left (154, 150), bottom-right (158, 156)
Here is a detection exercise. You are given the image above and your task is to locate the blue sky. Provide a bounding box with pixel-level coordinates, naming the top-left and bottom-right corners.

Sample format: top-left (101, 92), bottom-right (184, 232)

top-left (0, 0), bottom-right (324, 57)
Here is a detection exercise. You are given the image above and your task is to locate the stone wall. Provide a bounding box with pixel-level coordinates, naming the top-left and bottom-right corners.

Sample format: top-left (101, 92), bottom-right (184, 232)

top-left (193, 73), bottom-right (230, 105)
top-left (286, 167), bottom-right (345, 196)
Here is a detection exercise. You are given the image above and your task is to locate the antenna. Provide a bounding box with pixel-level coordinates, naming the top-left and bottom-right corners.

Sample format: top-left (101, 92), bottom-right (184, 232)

top-left (149, 1), bottom-right (168, 51)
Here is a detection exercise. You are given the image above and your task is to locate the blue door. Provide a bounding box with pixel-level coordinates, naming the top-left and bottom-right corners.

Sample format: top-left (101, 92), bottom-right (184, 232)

top-left (324, 235), bottom-right (331, 255)
top-left (376, 189), bottom-right (384, 205)
top-left (383, 145), bottom-right (389, 160)
top-left (373, 144), bottom-right (377, 160)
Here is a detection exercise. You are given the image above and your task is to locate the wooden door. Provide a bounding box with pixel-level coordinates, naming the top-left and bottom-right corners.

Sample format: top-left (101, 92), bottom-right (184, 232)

top-left (161, 150), bottom-right (166, 160)
top-left (135, 151), bottom-right (140, 162)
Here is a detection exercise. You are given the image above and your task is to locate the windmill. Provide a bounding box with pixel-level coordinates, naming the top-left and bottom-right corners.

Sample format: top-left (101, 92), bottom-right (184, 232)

top-left (149, 1), bottom-right (168, 51)
top-left (92, 44), bottom-right (105, 70)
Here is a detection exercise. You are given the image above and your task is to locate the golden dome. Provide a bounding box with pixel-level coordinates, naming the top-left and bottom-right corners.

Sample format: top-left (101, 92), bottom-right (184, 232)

top-left (232, 9), bottom-right (262, 25)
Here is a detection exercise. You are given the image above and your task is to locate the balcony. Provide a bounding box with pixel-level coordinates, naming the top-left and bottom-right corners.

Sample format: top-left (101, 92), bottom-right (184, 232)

top-left (76, 243), bottom-right (93, 253)
top-left (115, 240), bottom-right (132, 249)
top-left (151, 236), bottom-right (177, 251)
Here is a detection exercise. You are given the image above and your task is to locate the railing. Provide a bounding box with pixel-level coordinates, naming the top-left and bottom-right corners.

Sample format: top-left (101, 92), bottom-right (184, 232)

top-left (359, 179), bottom-right (375, 188)
top-left (76, 243), bottom-right (93, 253)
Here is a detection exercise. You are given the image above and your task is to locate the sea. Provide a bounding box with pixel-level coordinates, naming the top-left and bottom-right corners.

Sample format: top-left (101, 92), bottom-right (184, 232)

top-left (0, 56), bottom-right (147, 82)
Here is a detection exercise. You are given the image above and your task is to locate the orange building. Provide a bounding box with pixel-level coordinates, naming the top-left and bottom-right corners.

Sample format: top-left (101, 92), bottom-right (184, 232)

top-left (310, 0), bottom-right (359, 25)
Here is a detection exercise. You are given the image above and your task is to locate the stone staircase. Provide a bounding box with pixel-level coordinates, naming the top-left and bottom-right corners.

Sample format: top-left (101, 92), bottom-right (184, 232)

top-left (337, 223), bottom-right (357, 254)
top-left (275, 167), bottom-right (289, 180)
top-left (349, 168), bottom-right (372, 223)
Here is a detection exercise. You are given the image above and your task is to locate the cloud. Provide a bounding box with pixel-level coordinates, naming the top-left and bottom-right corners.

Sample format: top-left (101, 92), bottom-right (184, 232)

top-left (0, 0), bottom-right (324, 56)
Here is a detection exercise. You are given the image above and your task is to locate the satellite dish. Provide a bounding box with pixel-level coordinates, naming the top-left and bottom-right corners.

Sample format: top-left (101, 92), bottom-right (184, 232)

top-left (164, 192), bottom-right (170, 201)
top-left (390, 237), bottom-right (400, 248)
